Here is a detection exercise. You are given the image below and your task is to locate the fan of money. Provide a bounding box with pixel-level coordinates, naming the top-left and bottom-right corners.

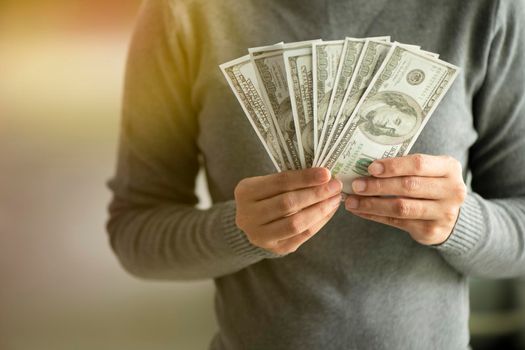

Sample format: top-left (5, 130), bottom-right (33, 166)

top-left (220, 37), bottom-right (459, 193)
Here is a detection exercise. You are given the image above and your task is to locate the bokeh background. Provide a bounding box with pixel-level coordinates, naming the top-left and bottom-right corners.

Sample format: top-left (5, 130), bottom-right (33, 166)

top-left (0, 1), bottom-right (524, 349)
top-left (0, 1), bottom-right (217, 349)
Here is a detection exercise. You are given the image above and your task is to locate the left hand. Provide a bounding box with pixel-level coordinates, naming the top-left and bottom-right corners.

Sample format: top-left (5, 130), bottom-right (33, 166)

top-left (344, 154), bottom-right (467, 245)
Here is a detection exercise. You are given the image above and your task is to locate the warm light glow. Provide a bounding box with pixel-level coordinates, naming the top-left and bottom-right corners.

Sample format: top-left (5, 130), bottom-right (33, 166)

top-left (0, 2), bottom-right (217, 349)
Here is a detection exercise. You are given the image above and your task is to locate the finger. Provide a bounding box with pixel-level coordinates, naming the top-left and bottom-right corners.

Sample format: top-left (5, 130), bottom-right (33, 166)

top-left (351, 176), bottom-right (450, 199)
top-left (367, 154), bottom-right (462, 179)
top-left (236, 168), bottom-right (332, 201)
top-left (351, 212), bottom-right (448, 245)
top-left (351, 212), bottom-right (425, 234)
top-left (275, 204), bottom-right (339, 254)
top-left (345, 195), bottom-right (442, 220)
top-left (254, 178), bottom-right (342, 222)
top-left (259, 193), bottom-right (341, 241)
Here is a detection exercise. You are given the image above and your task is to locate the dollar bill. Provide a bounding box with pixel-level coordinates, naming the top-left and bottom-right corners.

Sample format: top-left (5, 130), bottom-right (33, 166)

top-left (315, 36), bottom-right (390, 166)
top-left (316, 39), bottom-right (393, 165)
top-left (249, 44), bottom-right (302, 169)
top-left (284, 46), bottom-right (317, 167)
top-left (321, 44), bottom-right (459, 193)
top-left (220, 55), bottom-right (286, 171)
top-left (312, 40), bottom-right (345, 158)
top-left (249, 41), bottom-right (320, 169)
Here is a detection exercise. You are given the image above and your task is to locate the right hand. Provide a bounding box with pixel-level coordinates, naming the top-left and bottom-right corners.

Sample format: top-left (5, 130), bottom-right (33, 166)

top-left (234, 168), bottom-right (343, 256)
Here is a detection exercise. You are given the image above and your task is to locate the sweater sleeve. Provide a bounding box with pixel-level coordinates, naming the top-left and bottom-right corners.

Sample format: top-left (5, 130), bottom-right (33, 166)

top-left (106, 0), bottom-right (279, 281)
top-left (433, 0), bottom-right (525, 278)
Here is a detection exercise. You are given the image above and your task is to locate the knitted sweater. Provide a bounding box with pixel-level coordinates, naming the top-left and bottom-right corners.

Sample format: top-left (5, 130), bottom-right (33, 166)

top-left (107, 0), bottom-right (525, 348)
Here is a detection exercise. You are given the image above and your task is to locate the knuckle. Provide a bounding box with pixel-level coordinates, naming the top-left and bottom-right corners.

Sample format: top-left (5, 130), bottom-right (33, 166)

top-left (394, 199), bottom-right (412, 217)
top-left (315, 184), bottom-right (329, 198)
top-left (386, 159), bottom-right (399, 175)
top-left (285, 217), bottom-right (303, 234)
top-left (320, 203), bottom-right (332, 216)
top-left (444, 207), bottom-right (459, 223)
top-left (424, 222), bottom-right (441, 238)
top-left (278, 194), bottom-right (296, 214)
top-left (402, 176), bottom-right (419, 193)
top-left (413, 154), bottom-right (427, 172)
top-left (454, 183), bottom-right (467, 201)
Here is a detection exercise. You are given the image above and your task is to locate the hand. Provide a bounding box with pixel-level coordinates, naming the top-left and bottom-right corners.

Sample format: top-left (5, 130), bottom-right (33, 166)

top-left (234, 168), bottom-right (343, 255)
top-left (344, 154), bottom-right (467, 245)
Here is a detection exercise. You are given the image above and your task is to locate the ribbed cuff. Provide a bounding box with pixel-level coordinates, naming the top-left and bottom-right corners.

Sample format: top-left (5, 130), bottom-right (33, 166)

top-left (432, 193), bottom-right (486, 256)
top-left (221, 201), bottom-right (283, 259)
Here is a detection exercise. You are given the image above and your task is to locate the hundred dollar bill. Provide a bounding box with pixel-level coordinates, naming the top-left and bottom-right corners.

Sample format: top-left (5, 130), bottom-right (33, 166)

top-left (249, 43), bottom-right (300, 169)
top-left (315, 36), bottom-right (390, 165)
top-left (250, 41), bottom-right (318, 169)
top-left (314, 38), bottom-right (366, 165)
top-left (220, 55), bottom-right (286, 171)
top-left (317, 41), bottom-right (423, 166)
top-left (284, 46), bottom-right (318, 167)
top-left (316, 39), bottom-right (393, 165)
top-left (312, 40), bottom-right (345, 156)
top-left (322, 44), bottom-right (459, 193)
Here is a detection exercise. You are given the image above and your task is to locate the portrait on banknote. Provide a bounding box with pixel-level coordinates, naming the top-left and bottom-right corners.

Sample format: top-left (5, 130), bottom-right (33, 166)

top-left (355, 91), bottom-right (422, 145)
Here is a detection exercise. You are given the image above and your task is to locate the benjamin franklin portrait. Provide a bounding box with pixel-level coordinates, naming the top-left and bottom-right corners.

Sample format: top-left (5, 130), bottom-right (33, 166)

top-left (356, 91), bottom-right (423, 145)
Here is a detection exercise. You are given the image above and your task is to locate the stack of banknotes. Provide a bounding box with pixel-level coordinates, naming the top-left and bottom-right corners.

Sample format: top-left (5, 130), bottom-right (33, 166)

top-left (220, 37), bottom-right (459, 193)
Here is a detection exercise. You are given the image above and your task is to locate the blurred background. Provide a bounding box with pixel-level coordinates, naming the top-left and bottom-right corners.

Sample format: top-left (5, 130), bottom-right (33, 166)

top-left (0, 1), bottom-right (523, 349)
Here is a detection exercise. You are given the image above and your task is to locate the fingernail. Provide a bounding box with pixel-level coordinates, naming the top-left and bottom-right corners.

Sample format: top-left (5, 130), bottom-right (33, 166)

top-left (368, 162), bottom-right (384, 175)
top-left (352, 179), bottom-right (366, 192)
top-left (346, 197), bottom-right (359, 210)
top-left (328, 178), bottom-right (343, 192)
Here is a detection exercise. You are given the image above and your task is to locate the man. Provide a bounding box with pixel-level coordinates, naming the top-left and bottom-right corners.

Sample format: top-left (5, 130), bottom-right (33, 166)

top-left (107, 0), bottom-right (525, 349)
top-left (357, 91), bottom-right (421, 144)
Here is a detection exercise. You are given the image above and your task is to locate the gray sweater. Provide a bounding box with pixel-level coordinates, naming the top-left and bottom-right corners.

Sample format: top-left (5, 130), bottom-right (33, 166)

top-left (106, 0), bottom-right (525, 349)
